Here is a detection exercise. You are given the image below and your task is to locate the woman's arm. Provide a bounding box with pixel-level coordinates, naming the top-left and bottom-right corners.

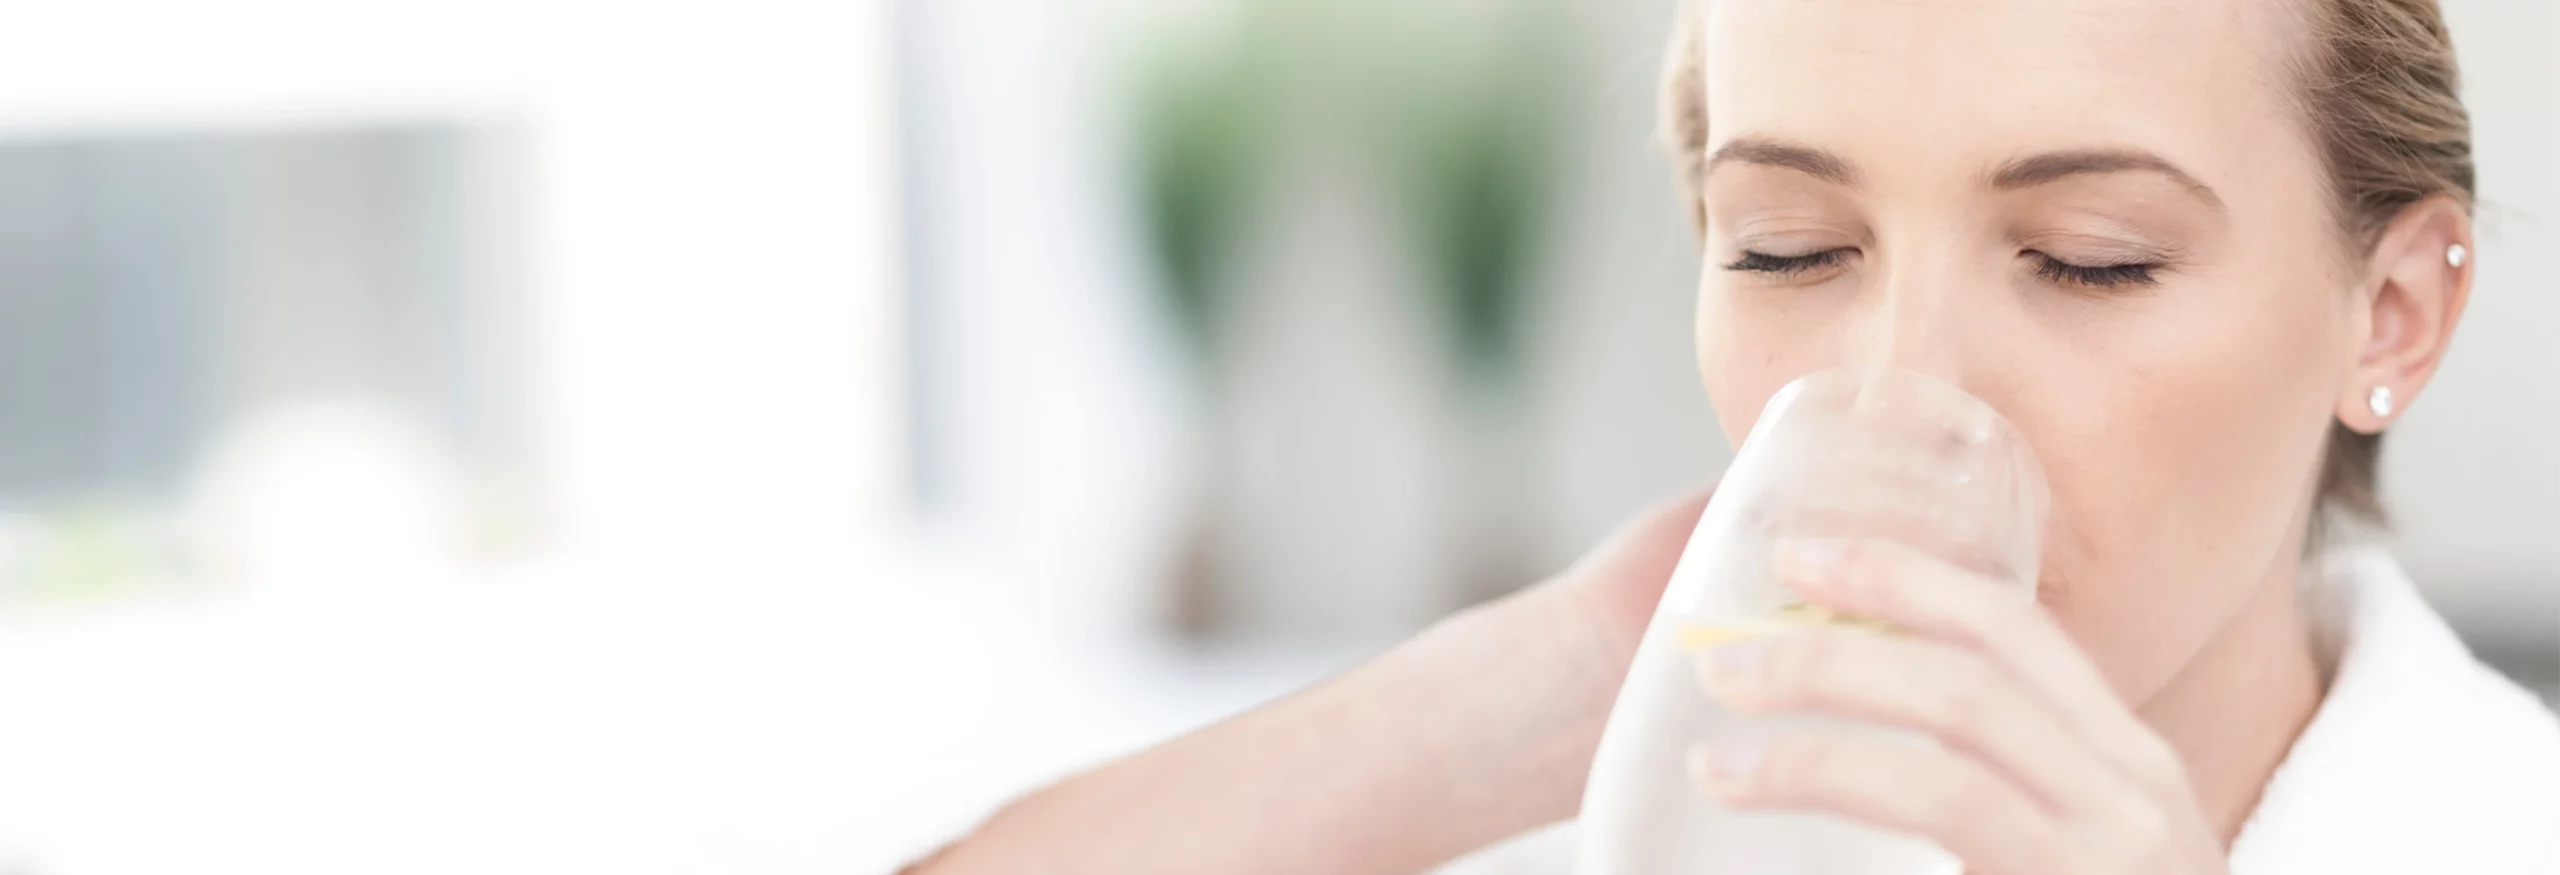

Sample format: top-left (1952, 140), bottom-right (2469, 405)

top-left (907, 492), bottom-right (1711, 875)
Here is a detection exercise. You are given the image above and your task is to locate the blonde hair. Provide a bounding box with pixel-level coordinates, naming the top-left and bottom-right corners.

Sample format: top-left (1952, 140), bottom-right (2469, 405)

top-left (1659, 0), bottom-right (2474, 522)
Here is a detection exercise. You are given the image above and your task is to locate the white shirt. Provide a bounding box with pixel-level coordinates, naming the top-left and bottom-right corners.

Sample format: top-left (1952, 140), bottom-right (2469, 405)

top-left (2226, 547), bottom-right (2560, 872)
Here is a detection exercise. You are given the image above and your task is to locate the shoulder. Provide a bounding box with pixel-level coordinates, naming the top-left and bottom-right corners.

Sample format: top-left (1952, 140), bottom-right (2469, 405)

top-left (2231, 548), bottom-right (2560, 874)
top-left (2389, 638), bottom-right (2560, 863)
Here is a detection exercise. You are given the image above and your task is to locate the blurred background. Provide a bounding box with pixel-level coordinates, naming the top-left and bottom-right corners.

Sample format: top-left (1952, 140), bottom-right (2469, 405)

top-left (0, 1), bottom-right (2550, 873)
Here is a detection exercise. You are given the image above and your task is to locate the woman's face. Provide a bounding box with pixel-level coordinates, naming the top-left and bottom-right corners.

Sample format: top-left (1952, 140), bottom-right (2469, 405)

top-left (1689, 0), bottom-right (2355, 703)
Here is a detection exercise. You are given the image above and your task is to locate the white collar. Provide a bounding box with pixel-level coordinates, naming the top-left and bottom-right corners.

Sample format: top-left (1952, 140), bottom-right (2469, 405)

top-left (2227, 546), bottom-right (2560, 872)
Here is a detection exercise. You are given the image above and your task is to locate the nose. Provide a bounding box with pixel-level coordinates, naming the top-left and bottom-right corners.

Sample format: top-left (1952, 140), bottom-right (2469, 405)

top-left (1847, 246), bottom-right (1978, 386)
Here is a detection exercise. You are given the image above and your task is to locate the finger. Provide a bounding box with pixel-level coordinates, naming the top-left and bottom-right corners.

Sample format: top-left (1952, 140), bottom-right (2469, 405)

top-left (1774, 538), bottom-right (2190, 792)
top-left (1689, 730), bottom-right (2069, 875)
top-left (1693, 628), bottom-right (2132, 815)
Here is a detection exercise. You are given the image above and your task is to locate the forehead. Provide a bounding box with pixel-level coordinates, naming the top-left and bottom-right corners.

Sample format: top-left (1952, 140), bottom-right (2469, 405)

top-left (1698, 0), bottom-right (2306, 185)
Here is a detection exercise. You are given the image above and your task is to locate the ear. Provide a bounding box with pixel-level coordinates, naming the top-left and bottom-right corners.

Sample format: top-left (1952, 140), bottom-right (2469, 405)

top-left (2336, 196), bottom-right (2475, 434)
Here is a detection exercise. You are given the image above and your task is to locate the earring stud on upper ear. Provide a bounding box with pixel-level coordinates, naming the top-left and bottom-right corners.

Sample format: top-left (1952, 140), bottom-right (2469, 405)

top-left (2448, 244), bottom-right (2468, 268)
top-left (2369, 386), bottom-right (2396, 419)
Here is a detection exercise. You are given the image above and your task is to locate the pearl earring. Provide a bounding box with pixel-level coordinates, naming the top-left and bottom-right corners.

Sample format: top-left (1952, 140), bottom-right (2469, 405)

top-left (2368, 386), bottom-right (2395, 419)
top-left (2447, 244), bottom-right (2468, 268)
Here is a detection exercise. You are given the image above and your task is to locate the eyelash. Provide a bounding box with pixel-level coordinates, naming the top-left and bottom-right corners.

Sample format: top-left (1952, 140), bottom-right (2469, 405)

top-left (2028, 252), bottom-right (2161, 289)
top-left (1724, 249), bottom-right (1851, 275)
top-left (1720, 245), bottom-right (2160, 294)
top-left (1723, 248), bottom-right (2162, 290)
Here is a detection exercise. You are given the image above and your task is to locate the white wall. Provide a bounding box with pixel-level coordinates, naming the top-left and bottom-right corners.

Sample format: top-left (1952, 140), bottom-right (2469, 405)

top-left (0, 0), bottom-right (911, 558)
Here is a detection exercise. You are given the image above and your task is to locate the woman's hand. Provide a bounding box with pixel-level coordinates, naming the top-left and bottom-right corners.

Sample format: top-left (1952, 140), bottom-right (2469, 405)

top-left (1689, 538), bottom-right (2229, 875)
top-left (1535, 489), bottom-right (1721, 720)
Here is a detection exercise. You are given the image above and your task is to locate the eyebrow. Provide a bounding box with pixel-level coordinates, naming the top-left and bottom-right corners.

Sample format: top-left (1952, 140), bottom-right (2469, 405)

top-left (1990, 149), bottom-right (2223, 211)
top-left (1704, 137), bottom-right (2224, 212)
top-left (1704, 137), bottom-right (1858, 187)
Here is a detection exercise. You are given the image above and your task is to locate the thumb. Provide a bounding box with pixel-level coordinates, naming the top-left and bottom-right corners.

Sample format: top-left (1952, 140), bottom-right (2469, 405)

top-left (1564, 487), bottom-right (1715, 647)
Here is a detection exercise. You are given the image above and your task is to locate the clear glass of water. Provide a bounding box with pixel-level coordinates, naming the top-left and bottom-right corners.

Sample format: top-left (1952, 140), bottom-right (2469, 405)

top-left (1577, 367), bottom-right (2048, 875)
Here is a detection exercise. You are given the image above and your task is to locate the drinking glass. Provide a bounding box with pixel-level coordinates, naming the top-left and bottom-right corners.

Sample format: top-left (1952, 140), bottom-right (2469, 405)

top-left (1577, 367), bottom-right (2048, 875)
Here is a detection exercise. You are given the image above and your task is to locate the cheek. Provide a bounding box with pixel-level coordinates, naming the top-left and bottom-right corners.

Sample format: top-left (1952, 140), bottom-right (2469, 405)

top-left (1693, 274), bottom-right (1837, 446)
top-left (2028, 273), bottom-right (2353, 701)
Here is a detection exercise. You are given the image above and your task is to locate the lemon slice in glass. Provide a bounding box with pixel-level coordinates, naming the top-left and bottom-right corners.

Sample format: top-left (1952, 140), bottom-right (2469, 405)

top-left (1674, 603), bottom-right (1890, 652)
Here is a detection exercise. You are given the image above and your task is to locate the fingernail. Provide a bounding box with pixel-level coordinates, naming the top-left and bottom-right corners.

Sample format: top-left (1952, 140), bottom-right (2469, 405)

top-left (1779, 538), bottom-right (1845, 572)
top-left (1687, 740), bottom-right (1761, 796)
top-left (1697, 638), bottom-right (1768, 692)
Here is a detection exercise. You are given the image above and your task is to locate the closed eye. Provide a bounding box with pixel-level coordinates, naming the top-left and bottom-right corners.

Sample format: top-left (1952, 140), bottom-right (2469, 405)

top-left (1724, 249), bottom-right (1852, 275)
top-left (2028, 252), bottom-right (2160, 289)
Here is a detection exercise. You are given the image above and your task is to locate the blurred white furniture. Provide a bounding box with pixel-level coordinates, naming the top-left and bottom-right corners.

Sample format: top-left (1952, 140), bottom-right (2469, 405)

top-left (0, 545), bottom-right (1357, 875)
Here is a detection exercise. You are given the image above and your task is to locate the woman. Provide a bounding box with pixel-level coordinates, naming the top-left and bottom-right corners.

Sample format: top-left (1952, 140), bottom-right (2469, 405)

top-left (910, 0), bottom-right (2560, 871)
